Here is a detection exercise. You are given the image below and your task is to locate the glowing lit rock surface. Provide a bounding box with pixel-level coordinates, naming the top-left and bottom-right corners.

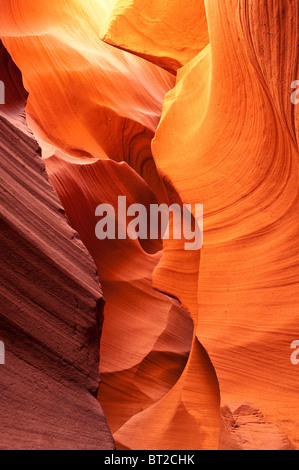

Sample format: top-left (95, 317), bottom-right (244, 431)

top-left (100, 0), bottom-right (209, 73)
top-left (0, 0), bottom-right (298, 450)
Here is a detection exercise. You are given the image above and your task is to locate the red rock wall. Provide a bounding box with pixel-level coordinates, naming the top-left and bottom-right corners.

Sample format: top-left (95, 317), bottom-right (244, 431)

top-left (0, 115), bottom-right (114, 450)
top-left (0, 0), bottom-right (298, 450)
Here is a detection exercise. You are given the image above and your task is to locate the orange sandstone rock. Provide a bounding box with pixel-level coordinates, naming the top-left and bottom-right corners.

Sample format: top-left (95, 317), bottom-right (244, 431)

top-left (100, 0), bottom-right (209, 73)
top-left (45, 150), bottom-right (220, 450)
top-left (0, 0), bottom-right (298, 451)
top-left (0, 0), bottom-right (175, 163)
top-left (153, 0), bottom-right (299, 449)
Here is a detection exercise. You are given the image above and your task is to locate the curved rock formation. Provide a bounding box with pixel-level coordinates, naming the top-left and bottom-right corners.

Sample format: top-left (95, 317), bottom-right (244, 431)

top-left (0, 0), bottom-right (221, 450)
top-left (45, 153), bottom-right (210, 450)
top-left (100, 0), bottom-right (209, 73)
top-left (0, 0), bottom-right (298, 451)
top-left (0, 0), bottom-right (175, 165)
top-left (152, 0), bottom-right (299, 449)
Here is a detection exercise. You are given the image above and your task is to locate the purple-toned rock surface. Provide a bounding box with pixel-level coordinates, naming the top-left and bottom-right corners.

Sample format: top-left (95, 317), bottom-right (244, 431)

top-left (0, 115), bottom-right (114, 450)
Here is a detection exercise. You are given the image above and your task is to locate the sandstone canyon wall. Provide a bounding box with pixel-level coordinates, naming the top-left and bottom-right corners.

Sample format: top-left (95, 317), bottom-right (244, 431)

top-left (0, 0), bottom-right (298, 451)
